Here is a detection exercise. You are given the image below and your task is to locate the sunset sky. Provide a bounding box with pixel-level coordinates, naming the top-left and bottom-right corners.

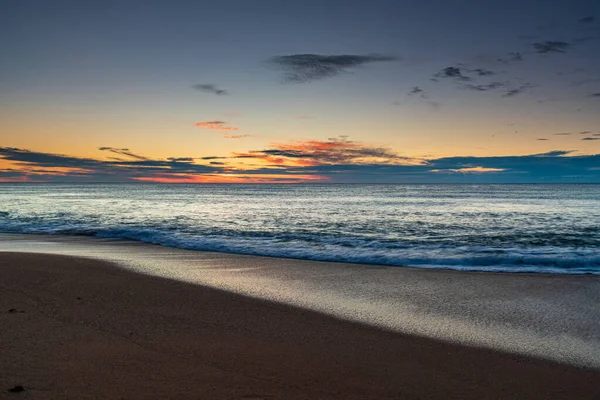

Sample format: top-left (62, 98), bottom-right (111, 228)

top-left (1, 0), bottom-right (599, 182)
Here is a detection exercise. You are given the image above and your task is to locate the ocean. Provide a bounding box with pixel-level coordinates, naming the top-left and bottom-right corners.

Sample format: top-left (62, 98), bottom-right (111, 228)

top-left (1, 183), bottom-right (599, 274)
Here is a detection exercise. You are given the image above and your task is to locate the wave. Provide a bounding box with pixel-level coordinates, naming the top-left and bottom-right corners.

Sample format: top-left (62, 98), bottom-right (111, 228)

top-left (1, 222), bottom-right (599, 274)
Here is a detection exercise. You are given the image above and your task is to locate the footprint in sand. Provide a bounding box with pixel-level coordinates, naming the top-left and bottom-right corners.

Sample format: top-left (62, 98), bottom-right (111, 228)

top-left (7, 385), bottom-right (25, 393)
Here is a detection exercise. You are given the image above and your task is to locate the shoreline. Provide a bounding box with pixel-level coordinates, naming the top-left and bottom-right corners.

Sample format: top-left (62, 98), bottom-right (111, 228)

top-left (0, 231), bottom-right (597, 276)
top-left (2, 233), bottom-right (600, 370)
top-left (2, 251), bottom-right (599, 399)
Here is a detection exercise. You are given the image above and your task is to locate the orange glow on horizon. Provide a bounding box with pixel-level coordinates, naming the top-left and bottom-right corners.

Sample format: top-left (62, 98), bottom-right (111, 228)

top-left (133, 173), bottom-right (329, 183)
top-left (0, 176), bottom-right (40, 183)
top-left (430, 166), bottom-right (506, 173)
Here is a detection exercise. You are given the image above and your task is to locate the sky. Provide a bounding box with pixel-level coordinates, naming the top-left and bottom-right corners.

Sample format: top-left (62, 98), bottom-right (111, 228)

top-left (1, 0), bottom-right (599, 183)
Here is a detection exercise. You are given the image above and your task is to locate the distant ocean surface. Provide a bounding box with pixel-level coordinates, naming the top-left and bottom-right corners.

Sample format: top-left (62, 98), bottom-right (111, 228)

top-left (1, 183), bottom-right (599, 274)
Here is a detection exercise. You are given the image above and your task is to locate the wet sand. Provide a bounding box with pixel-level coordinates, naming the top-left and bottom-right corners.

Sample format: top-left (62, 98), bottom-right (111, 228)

top-left (1, 252), bottom-right (599, 399)
top-left (2, 233), bottom-right (600, 370)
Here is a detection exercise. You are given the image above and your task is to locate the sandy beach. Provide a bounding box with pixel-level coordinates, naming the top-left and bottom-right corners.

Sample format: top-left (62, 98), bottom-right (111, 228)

top-left (1, 251), bottom-right (599, 399)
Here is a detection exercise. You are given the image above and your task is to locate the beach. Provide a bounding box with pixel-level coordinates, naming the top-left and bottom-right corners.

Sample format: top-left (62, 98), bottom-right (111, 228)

top-left (3, 0), bottom-right (600, 397)
top-left (1, 247), bottom-right (600, 399)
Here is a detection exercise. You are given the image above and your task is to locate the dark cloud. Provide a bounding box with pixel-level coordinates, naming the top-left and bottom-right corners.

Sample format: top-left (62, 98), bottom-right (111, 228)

top-left (209, 161), bottom-right (225, 165)
top-left (579, 16), bottom-right (595, 23)
top-left (397, 86), bottom-right (440, 108)
top-left (99, 147), bottom-right (128, 151)
top-left (268, 54), bottom-right (397, 83)
top-left (469, 68), bottom-right (496, 76)
top-left (463, 82), bottom-right (505, 91)
top-left (2, 146), bottom-right (599, 183)
top-left (200, 156), bottom-right (227, 160)
top-left (98, 147), bottom-right (148, 160)
top-left (192, 84), bottom-right (228, 95)
top-left (502, 83), bottom-right (534, 97)
top-left (589, 93), bottom-right (600, 97)
top-left (283, 151), bottom-right (600, 183)
top-left (408, 86), bottom-right (424, 95)
top-left (1, 147), bottom-right (106, 169)
top-left (533, 41), bottom-right (571, 54)
top-left (537, 138), bottom-right (549, 141)
top-left (434, 66), bottom-right (471, 81)
top-left (167, 157), bottom-right (195, 162)
top-left (0, 147), bottom-right (222, 182)
top-left (582, 137), bottom-right (600, 141)
top-left (555, 132), bottom-right (573, 136)
top-left (530, 150), bottom-right (573, 157)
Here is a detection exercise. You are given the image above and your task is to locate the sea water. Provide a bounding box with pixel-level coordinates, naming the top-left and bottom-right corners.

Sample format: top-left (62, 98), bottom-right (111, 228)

top-left (1, 183), bottom-right (599, 274)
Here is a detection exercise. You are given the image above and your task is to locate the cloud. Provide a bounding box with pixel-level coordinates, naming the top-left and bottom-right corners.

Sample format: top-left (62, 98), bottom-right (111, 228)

top-left (397, 86), bottom-right (440, 108)
top-left (289, 151), bottom-right (599, 183)
top-left (589, 93), bottom-right (600, 97)
top-left (167, 157), bottom-right (196, 162)
top-left (1, 147), bottom-right (107, 170)
top-left (192, 84), bottom-right (228, 95)
top-left (411, 14), bottom-right (597, 105)
top-left (537, 138), bottom-right (549, 141)
top-left (554, 132), bottom-right (573, 136)
top-left (582, 137), bottom-right (600, 141)
top-left (235, 136), bottom-right (421, 167)
top-left (530, 150), bottom-right (574, 157)
top-left (533, 41), bottom-right (571, 53)
top-left (223, 134), bottom-right (252, 139)
top-left (408, 86), bottom-right (424, 95)
top-left (194, 121), bottom-right (238, 131)
top-left (469, 68), bottom-right (496, 76)
top-left (200, 156), bottom-right (227, 160)
top-left (405, 86), bottom-right (429, 100)
top-left (463, 82), bottom-right (505, 91)
top-left (268, 54), bottom-right (397, 83)
top-left (98, 147), bottom-right (148, 160)
top-left (2, 146), bottom-right (599, 183)
top-left (502, 83), bottom-right (534, 97)
top-left (0, 147), bottom-right (222, 183)
top-left (433, 66), bottom-right (471, 81)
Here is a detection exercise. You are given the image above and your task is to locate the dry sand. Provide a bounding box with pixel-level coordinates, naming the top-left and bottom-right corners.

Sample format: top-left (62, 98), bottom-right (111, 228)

top-left (1, 252), bottom-right (599, 399)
